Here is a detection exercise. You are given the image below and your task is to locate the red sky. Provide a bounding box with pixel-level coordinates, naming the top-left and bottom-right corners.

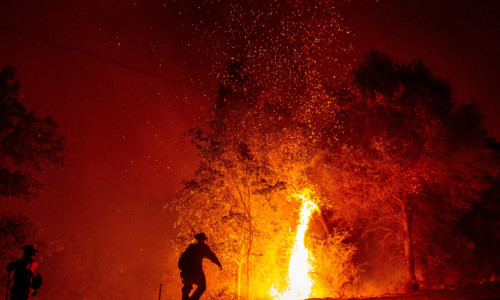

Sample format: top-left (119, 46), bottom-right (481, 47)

top-left (1, 0), bottom-right (499, 299)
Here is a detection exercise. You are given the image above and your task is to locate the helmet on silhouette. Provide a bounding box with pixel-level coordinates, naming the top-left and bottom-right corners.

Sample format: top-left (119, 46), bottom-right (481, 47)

top-left (194, 233), bottom-right (207, 241)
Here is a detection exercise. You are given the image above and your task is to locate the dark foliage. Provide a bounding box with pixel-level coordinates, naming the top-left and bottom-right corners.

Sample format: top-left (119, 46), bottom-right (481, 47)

top-left (0, 65), bottom-right (64, 199)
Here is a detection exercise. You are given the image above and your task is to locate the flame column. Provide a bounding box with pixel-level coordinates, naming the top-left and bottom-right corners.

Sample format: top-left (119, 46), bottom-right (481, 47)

top-left (271, 191), bottom-right (319, 299)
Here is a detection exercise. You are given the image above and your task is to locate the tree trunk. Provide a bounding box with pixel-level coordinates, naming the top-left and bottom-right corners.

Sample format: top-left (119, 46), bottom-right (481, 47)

top-left (237, 261), bottom-right (242, 299)
top-left (317, 212), bottom-right (330, 237)
top-left (246, 224), bottom-right (252, 299)
top-left (246, 250), bottom-right (250, 300)
top-left (246, 192), bottom-right (252, 300)
top-left (401, 199), bottom-right (418, 292)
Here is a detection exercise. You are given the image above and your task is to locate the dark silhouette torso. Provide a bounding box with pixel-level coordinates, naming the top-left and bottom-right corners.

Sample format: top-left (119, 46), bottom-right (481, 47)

top-left (6, 258), bottom-right (41, 299)
top-left (183, 242), bottom-right (220, 271)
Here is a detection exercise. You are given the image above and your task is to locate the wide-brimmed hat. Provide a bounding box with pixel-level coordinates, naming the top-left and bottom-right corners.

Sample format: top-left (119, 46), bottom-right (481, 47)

top-left (22, 245), bottom-right (38, 254)
top-left (194, 233), bottom-right (207, 241)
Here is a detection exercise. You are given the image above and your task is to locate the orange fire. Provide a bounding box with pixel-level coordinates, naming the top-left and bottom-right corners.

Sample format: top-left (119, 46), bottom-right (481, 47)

top-left (270, 190), bottom-right (319, 299)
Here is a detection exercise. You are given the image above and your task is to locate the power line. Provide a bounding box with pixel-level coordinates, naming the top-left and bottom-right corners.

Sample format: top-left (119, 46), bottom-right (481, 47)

top-left (0, 24), bottom-right (202, 92)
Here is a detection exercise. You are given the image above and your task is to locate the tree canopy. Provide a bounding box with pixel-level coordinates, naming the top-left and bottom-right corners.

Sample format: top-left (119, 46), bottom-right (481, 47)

top-left (0, 65), bottom-right (64, 199)
top-left (314, 51), bottom-right (498, 291)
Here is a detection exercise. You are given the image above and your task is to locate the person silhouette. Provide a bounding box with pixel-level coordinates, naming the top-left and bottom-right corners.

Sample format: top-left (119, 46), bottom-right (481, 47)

top-left (6, 245), bottom-right (42, 300)
top-left (178, 233), bottom-right (222, 300)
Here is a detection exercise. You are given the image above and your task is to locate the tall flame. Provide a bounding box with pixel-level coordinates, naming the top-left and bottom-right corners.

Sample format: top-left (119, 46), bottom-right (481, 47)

top-left (270, 191), bottom-right (318, 299)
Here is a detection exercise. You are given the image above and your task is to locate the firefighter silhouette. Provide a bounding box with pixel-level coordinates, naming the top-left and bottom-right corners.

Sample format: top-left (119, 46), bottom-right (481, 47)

top-left (6, 245), bottom-right (42, 300)
top-left (178, 233), bottom-right (222, 300)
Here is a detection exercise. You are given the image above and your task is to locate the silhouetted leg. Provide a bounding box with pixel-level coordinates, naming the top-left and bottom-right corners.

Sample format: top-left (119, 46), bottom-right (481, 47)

top-left (181, 276), bottom-right (193, 300)
top-left (190, 271), bottom-right (206, 300)
top-left (10, 289), bottom-right (30, 300)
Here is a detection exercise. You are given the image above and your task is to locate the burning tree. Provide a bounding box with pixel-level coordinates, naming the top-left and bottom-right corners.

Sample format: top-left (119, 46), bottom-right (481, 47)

top-left (173, 61), bottom-right (290, 298)
top-left (171, 61), bottom-right (358, 299)
top-left (169, 1), bottom-right (358, 297)
top-left (312, 51), bottom-right (499, 292)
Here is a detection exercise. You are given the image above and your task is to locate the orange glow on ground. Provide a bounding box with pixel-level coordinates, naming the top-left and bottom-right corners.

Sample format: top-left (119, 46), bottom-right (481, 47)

top-left (270, 190), bottom-right (319, 300)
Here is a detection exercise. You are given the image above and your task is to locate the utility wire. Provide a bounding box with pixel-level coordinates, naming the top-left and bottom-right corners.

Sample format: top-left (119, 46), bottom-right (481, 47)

top-left (0, 24), bottom-right (202, 92)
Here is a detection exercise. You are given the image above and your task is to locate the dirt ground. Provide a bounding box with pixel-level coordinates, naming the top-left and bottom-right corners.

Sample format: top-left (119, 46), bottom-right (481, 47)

top-left (307, 283), bottom-right (500, 300)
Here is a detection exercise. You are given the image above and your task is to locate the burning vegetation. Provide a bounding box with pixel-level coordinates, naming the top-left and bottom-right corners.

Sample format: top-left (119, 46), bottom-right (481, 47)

top-left (166, 1), bottom-right (499, 299)
top-left (170, 51), bottom-right (499, 299)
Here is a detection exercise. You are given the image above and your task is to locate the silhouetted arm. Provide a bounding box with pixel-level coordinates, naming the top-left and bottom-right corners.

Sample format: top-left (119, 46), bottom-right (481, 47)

top-left (203, 245), bottom-right (222, 269)
top-left (32, 273), bottom-right (42, 290)
top-left (6, 260), bottom-right (21, 273)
